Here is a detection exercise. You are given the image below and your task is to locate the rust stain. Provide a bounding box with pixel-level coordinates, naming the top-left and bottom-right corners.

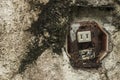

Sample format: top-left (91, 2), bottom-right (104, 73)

top-left (67, 21), bottom-right (108, 68)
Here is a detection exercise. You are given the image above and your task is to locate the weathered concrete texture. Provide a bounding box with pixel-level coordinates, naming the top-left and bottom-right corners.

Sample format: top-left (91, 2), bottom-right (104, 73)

top-left (18, 49), bottom-right (63, 80)
top-left (0, 0), bottom-right (48, 79)
top-left (106, 31), bottom-right (120, 80)
top-left (0, 0), bottom-right (120, 80)
top-left (75, 0), bottom-right (113, 6)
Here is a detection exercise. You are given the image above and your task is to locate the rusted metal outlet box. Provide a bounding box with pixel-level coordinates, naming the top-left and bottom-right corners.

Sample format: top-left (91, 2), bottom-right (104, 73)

top-left (67, 21), bottom-right (109, 68)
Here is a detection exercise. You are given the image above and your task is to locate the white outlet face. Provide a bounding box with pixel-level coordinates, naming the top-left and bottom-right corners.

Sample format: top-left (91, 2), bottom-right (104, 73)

top-left (77, 31), bottom-right (91, 43)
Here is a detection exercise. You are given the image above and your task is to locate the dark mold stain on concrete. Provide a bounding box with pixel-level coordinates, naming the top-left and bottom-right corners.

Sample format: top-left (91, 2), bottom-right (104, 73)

top-left (18, 0), bottom-right (120, 73)
top-left (18, 0), bottom-right (74, 73)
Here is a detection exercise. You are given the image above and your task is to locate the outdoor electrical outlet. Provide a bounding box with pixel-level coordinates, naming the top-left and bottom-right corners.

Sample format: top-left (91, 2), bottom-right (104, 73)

top-left (67, 21), bottom-right (109, 68)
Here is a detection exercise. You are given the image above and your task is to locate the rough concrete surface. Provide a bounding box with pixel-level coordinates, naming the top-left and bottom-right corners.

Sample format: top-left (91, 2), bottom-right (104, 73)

top-left (0, 0), bottom-right (120, 80)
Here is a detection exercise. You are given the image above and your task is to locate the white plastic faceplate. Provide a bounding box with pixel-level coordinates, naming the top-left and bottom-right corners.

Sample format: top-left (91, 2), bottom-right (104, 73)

top-left (77, 31), bottom-right (91, 43)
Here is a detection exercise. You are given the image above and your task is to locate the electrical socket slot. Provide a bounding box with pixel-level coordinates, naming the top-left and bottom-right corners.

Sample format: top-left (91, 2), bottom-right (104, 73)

top-left (77, 31), bottom-right (91, 43)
